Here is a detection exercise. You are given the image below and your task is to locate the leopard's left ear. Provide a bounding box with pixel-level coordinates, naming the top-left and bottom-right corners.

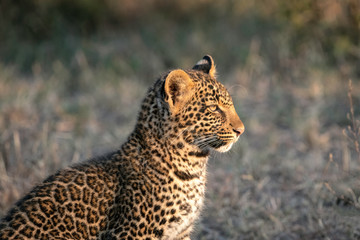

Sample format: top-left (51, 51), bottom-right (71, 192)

top-left (164, 69), bottom-right (195, 114)
top-left (192, 55), bottom-right (216, 78)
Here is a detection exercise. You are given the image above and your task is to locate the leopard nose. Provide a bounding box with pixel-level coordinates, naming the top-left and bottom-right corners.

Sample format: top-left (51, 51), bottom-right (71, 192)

top-left (233, 126), bottom-right (245, 137)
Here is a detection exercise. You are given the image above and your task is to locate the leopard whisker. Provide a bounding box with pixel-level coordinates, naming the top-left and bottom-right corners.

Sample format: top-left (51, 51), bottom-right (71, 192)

top-left (193, 135), bottom-right (217, 145)
top-left (194, 135), bottom-right (219, 149)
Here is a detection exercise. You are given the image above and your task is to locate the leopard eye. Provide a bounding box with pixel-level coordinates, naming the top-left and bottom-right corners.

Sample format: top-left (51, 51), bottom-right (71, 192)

top-left (208, 105), bottom-right (219, 112)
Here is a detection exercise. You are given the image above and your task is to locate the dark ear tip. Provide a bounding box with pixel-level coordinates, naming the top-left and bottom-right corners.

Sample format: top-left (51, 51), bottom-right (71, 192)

top-left (202, 55), bottom-right (214, 65)
top-left (192, 55), bottom-right (216, 77)
top-left (193, 55), bottom-right (214, 68)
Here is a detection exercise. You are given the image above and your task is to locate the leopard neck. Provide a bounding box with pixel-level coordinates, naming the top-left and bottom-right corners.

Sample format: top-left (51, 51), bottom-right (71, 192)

top-left (119, 87), bottom-right (210, 179)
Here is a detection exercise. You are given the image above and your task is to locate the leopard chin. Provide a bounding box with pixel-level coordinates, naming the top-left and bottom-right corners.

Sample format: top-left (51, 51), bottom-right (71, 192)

top-left (216, 142), bottom-right (234, 152)
top-left (215, 135), bottom-right (241, 152)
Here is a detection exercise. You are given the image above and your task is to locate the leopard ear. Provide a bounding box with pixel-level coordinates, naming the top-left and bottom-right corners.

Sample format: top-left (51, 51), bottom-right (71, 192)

top-left (192, 55), bottom-right (216, 78)
top-left (164, 69), bottom-right (194, 114)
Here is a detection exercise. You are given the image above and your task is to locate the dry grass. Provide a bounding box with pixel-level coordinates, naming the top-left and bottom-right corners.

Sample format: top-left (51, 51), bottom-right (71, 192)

top-left (1, 3), bottom-right (360, 238)
top-left (1, 50), bottom-right (359, 239)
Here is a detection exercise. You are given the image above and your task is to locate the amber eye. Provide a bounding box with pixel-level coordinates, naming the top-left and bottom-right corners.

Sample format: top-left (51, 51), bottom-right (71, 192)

top-left (208, 105), bottom-right (219, 112)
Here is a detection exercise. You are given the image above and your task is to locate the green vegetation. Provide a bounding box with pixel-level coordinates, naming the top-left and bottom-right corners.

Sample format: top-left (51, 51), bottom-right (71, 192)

top-left (0, 0), bottom-right (360, 239)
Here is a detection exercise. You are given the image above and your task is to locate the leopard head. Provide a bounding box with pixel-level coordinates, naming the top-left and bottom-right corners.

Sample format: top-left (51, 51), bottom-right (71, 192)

top-left (162, 55), bottom-right (244, 153)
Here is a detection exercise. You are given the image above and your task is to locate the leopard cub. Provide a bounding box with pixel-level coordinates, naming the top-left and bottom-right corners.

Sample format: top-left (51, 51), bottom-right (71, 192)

top-left (0, 55), bottom-right (244, 240)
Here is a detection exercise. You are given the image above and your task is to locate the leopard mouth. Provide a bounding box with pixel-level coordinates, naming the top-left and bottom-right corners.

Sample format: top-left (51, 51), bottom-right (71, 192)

top-left (194, 134), bottom-right (237, 153)
top-left (213, 134), bottom-right (239, 152)
top-left (216, 142), bottom-right (234, 152)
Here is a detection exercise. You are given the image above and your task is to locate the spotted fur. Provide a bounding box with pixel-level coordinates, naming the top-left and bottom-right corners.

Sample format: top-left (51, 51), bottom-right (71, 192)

top-left (0, 55), bottom-right (244, 240)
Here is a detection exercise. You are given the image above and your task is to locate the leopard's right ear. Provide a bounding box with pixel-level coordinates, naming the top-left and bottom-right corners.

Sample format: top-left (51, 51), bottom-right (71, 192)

top-left (164, 69), bottom-right (194, 114)
top-left (192, 55), bottom-right (216, 78)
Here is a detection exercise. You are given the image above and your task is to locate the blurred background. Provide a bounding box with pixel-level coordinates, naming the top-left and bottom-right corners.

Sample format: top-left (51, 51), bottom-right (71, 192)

top-left (0, 0), bottom-right (360, 239)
